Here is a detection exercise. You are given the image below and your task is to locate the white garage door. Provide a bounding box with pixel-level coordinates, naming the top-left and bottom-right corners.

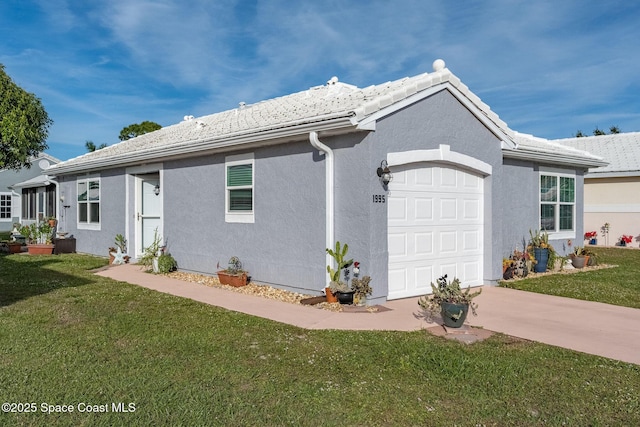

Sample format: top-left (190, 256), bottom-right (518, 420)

top-left (387, 163), bottom-right (483, 300)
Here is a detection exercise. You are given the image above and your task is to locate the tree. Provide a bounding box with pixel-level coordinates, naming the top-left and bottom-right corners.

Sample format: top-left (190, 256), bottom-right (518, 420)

top-left (574, 126), bottom-right (622, 137)
top-left (85, 140), bottom-right (107, 152)
top-left (0, 64), bottom-right (52, 170)
top-left (119, 121), bottom-right (161, 141)
top-left (593, 126), bottom-right (606, 136)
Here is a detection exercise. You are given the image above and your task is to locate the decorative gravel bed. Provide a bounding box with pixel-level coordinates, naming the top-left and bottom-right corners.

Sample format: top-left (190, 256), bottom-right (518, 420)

top-left (165, 271), bottom-right (351, 312)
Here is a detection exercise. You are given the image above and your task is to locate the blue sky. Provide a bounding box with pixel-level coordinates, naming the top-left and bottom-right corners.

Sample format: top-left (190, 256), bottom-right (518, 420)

top-left (1, 0), bottom-right (639, 161)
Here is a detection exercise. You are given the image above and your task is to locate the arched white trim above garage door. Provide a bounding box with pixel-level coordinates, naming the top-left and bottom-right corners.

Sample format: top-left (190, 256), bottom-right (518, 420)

top-left (386, 147), bottom-right (486, 300)
top-left (387, 145), bottom-right (492, 176)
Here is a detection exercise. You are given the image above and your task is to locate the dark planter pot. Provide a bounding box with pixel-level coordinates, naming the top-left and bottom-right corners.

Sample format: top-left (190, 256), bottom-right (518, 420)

top-left (440, 302), bottom-right (469, 328)
top-left (27, 244), bottom-right (54, 255)
top-left (217, 271), bottom-right (248, 287)
top-left (533, 248), bottom-right (549, 273)
top-left (589, 238), bottom-right (597, 245)
top-left (8, 243), bottom-right (23, 254)
top-left (571, 255), bottom-right (587, 269)
top-left (336, 291), bottom-right (355, 305)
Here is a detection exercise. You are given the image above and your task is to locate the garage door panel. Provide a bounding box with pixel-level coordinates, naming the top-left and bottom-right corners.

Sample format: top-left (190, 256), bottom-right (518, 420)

top-left (440, 198), bottom-right (458, 220)
top-left (388, 196), bottom-right (407, 224)
top-left (440, 167), bottom-right (457, 187)
top-left (463, 172), bottom-right (481, 189)
top-left (415, 168), bottom-right (434, 187)
top-left (462, 229), bottom-right (481, 252)
top-left (415, 266), bottom-right (433, 292)
top-left (463, 199), bottom-right (481, 220)
top-left (414, 197), bottom-right (433, 222)
top-left (388, 268), bottom-right (408, 294)
top-left (388, 232), bottom-right (407, 259)
top-left (388, 163), bottom-right (484, 300)
top-left (414, 232), bottom-right (433, 256)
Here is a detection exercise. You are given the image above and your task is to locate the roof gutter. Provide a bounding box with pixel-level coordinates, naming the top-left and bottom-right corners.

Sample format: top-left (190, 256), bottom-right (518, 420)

top-left (309, 131), bottom-right (334, 290)
top-left (502, 148), bottom-right (608, 169)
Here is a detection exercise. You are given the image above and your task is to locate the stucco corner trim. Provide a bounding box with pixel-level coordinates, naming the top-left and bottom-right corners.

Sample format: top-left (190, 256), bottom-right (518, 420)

top-left (387, 145), bottom-right (492, 176)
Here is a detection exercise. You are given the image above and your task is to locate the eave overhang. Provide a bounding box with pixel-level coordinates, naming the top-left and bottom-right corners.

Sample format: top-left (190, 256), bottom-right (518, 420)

top-left (503, 148), bottom-right (608, 169)
top-left (47, 114), bottom-right (359, 176)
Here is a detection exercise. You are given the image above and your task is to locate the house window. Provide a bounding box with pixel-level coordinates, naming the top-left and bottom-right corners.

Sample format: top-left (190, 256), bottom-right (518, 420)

top-left (0, 193), bottom-right (11, 220)
top-left (540, 172), bottom-right (575, 236)
top-left (21, 188), bottom-right (36, 220)
top-left (78, 178), bottom-right (100, 229)
top-left (225, 153), bottom-right (254, 223)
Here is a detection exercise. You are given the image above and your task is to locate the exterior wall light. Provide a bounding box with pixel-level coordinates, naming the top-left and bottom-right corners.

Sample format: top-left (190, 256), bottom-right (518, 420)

top-left (153, 184), bottom-right (160, 196)
top-left (376, 160), bottom-right (392, 186)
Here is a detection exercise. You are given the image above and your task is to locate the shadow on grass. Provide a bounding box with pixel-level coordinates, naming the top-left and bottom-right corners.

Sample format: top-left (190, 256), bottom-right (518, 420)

top-left (0, 253), bottom-right (104, 307)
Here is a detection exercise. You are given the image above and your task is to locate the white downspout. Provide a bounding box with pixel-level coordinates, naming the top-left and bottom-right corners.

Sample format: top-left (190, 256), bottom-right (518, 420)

top-left (309, 131), bottom-right (334, 288)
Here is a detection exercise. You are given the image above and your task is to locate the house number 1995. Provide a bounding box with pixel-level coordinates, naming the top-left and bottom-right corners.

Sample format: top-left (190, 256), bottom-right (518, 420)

top-left (372, 195), bottom-right (386, 203)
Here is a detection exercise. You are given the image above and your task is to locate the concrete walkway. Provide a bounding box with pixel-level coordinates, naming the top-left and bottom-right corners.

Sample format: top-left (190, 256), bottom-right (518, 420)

top-left (96, 264), bottom-right (640, 365)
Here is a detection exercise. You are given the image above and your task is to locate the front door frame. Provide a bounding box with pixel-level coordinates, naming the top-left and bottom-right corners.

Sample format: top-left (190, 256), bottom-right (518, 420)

top-left (125, 163), bottom-right (163, 259)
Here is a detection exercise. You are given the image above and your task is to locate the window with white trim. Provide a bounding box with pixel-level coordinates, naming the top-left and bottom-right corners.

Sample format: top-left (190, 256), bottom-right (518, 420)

top-left (77, 178), bottom-right (101, 229)
top-left (0, 193), bottom-right (11, 220)
top-left (540, 171), bottom-right (575, 235)
top-left (225, 153), bottom-right (254, 223)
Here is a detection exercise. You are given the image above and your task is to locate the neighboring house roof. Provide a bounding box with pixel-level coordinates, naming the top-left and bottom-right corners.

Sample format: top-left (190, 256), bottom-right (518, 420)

top-left (0, 153), bottom-right (61, 173)
top-left (10, 174), bottom-right (53, 189)
top-left (47, 60), bottom-right (603, 175)
top-left (554, 132), bottom-right (640, 178)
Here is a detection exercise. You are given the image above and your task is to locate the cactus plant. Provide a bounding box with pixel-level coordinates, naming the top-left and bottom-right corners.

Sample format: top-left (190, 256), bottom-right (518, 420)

top-left (326, 241), bottom-right (353, 282)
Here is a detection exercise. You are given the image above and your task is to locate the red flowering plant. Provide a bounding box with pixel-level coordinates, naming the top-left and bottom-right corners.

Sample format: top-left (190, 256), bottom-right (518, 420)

top-left (620, 235), bottom-right (633, 244)
top-left (584, 231), bottom-right (597, 240)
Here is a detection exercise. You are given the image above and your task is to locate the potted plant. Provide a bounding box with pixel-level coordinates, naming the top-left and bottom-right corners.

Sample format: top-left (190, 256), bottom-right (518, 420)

top-left (570, 246), bottom-right (589, 269)
top-left (21, 222), bottom-right (54, 255)
top-left (584, 231), bottom-right (598, 245)
top-left (109, 233), bottom-right (130, 264)
top-left (619, 235), bottom-right (633, 247)
top-left (351, 275), bottom-right (372, 306)
top-left (47, 216), bottom-right (57, 228)
top-left (157, 253), bottom-right (178, 273)
top-left (6, 241), bottom-right (23, 254)
top-left (137, 228), bottom-right (164, 271)
top-left (325, 241), bottom-right (353, 303)
top-left (217, 256), bottom-right (249, 287)
top-left (417, 275), bottom-right (481, 328)
top-left (528, 229), bottom-right (554, 273)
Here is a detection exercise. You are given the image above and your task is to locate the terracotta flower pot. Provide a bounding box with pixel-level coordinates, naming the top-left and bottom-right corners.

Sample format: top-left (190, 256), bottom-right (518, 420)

top-left (325, 288), bottom-right (338, 303)
top-left (27, 244), bottom-right (54, 255)
top-left (217, 271), bottom-right (248, 287)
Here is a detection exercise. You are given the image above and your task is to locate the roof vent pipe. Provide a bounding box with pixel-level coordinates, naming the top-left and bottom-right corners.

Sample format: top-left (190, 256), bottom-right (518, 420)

top-left (309, 131), bottom-right (334, 289)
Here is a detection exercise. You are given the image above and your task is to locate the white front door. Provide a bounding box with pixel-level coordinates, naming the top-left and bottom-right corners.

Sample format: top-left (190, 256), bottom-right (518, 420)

top-left (135, 174), bottom-right (161, 257)
top-left (387, 163), bottom-right (483, 300)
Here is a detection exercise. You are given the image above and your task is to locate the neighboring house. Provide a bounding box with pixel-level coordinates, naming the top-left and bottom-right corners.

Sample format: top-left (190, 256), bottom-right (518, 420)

top-left (0, 153), bottom-right (60, 232)
top-left (556, 132), bottom-right (640, 247)
top-left (46, 60), bottom-right (605, 303)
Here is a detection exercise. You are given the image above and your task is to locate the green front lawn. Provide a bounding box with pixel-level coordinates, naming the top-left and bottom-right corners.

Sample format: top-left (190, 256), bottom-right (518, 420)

top-left (1, 253), bottom-right (639, 426)
top-left (500, 247), bottom-right (640, 309)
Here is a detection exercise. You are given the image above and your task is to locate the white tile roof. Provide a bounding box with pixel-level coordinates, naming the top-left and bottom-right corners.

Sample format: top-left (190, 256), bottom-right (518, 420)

top-left (48, 60), bottom-right (602, 174)
top-left (554, 132), bottom-right (640, 176)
